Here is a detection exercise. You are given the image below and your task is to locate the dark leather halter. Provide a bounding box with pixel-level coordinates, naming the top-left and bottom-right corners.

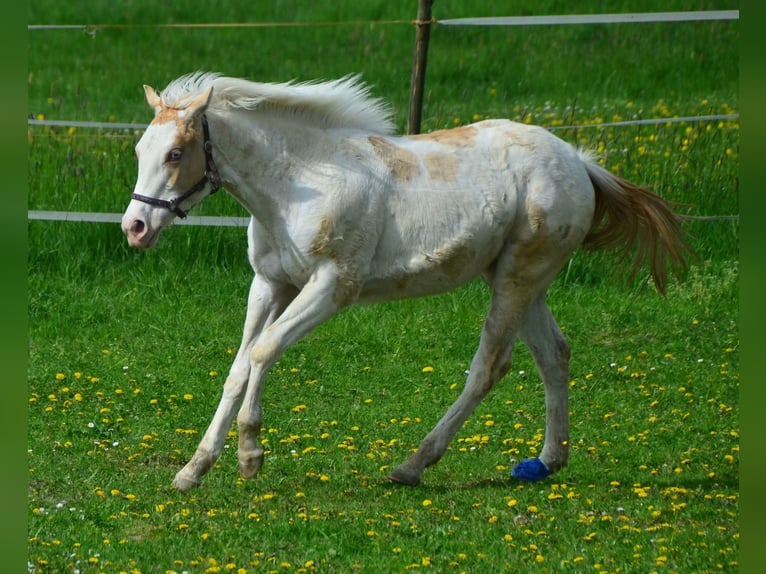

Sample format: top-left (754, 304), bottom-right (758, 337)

top-left (131, 115), bottom-right (222, 219)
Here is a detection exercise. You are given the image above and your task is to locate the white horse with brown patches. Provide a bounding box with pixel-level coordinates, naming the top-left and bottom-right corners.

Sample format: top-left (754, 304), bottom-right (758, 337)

top-left (121, 72), bottom-right (688, 491)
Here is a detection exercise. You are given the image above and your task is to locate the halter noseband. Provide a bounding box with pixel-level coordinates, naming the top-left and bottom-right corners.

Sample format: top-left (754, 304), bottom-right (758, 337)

top-left (131, 115), bottom-right (222, 219)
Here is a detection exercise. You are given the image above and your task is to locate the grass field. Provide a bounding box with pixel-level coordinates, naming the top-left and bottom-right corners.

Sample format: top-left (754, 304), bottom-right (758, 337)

top-left (28, 1), bottom-right (739, 572)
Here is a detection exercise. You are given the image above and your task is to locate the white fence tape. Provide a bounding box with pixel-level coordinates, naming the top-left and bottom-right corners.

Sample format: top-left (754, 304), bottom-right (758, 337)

top-left (27, 119), bottom-right (146, 130)
top-left (28, 210), bottom-right (737, 226)
top-left (28, 210), bottom-right (251, 227)
top-left (549, 114), bottom-right (739, 132)
top-left (28, 10), bottom-right (739, 31)
top-left (438, 10), bottom-right (739, 27)
top-left (27, 114), bottom-right (740, 133)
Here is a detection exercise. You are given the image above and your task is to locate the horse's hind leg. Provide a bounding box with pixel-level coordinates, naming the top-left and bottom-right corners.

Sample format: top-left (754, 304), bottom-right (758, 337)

top-left (511, 296), bottom-right (570, 481)
top-left (389, 281), bottom-right (534, 486)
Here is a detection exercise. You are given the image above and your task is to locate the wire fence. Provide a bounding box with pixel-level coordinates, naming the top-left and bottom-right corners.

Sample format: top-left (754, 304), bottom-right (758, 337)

top-left (28, 9), bottom-right (739, 226)
top-left (27, 113), bottom-right (740, 135)
top-left (27, 10), bottom-right (739, 31)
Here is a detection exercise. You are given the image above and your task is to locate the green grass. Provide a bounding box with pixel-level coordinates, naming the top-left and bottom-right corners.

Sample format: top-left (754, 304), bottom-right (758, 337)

top-left (28, 1), bottom-right (738, 572)
top-left (28, 261), bottom-right (739, 573)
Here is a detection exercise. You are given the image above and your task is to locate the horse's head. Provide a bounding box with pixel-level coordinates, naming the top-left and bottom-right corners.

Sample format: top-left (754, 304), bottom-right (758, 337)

top-left (121, 84), bottom-right (221, 248)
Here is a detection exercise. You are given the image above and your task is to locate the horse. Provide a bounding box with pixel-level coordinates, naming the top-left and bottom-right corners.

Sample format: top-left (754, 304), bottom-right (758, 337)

top-left (121, 72), bottom-right (688, 491)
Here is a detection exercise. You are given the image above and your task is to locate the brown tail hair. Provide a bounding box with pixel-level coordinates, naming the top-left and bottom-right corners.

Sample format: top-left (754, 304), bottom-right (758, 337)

top-left (579, 152), bottom-right (691, 295)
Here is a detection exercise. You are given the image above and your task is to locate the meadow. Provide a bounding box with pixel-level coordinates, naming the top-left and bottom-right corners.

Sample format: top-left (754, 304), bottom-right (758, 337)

top-left (28, 1), bottom-right (738, 572)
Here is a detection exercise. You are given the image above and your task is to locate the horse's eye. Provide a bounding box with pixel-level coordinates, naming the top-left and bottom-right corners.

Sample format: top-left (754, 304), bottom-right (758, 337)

top-left (166, 148), bottom-right (183, 162)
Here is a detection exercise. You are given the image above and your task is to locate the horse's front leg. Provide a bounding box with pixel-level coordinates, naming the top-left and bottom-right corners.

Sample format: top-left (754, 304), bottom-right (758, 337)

top-left (236, 265), bottom-right (349, 480)
top-left (172, 275), bottom-right (296, 492)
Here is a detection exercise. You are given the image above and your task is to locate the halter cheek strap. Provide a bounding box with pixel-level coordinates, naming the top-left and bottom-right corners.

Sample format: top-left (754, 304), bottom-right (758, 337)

top-left (131, 114), bottom-right (222, 219)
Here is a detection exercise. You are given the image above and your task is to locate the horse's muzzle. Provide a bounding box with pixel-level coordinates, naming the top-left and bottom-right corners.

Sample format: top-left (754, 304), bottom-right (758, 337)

top-left (122, 213), bottom-right (160, 248)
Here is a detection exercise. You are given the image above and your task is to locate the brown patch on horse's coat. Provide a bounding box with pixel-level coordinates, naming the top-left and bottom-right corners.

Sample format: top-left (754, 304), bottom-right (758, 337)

top-left (423, 153), bottom-right (459, 182)
top-left (150, 107), bottom-right (201, 150)
top-left (310, 215), bottom-right (336, 258)
top-left (527, 201), bottom-right (547, 233)
top-left (153, 107), bottom-right (181, 125)
top-left (368, 136), bottom-right (419, 181)
top-left (410, 125), bottom-right (478, 147)
top-left (309, 216), bottom-right (366, 306)
top-left (425, 241), bottom-right (477, 281)
top-left (145, 107), bottom-right (205, 191)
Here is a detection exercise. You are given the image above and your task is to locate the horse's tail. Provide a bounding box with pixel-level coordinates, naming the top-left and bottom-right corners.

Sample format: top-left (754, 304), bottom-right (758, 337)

top-left (579, 151), bottom-right (691, 295)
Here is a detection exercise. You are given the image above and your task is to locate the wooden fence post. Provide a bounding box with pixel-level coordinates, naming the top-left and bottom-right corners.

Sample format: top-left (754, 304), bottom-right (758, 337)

top-left (407, 0), bottom-right (435, 135)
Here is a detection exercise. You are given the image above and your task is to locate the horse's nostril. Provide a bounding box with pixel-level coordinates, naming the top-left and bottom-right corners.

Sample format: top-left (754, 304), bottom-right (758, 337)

top-left (131, 219), bottom-right (146, 235)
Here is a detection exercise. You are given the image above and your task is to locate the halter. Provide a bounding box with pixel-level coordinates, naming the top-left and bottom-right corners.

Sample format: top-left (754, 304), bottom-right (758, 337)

top-left (131, 115), bottom-right (223, 219)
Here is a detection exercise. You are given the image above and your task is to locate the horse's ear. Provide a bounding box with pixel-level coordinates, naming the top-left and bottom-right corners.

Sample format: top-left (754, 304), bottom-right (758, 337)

top-left (143, 85), bottom-right (163, 115)
top-left (183, 86), bottom-right (214, 120)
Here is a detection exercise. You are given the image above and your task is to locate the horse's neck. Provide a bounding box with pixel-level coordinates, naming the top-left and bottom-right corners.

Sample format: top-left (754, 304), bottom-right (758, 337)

top-left (212, 111), bottom-right (337, 224)
top-left (213, 113), bottom-right (292, 198)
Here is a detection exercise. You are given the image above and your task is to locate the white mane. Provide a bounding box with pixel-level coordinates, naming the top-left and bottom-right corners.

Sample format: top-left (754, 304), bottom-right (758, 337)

top-left (159, 71), bottom-right (395, 135)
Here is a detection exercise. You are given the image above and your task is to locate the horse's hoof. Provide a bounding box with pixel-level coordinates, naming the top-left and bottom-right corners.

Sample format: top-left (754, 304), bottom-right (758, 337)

top-left (388, 466), bottom-right (421, 486)
top-left (238, 451), bottom-right (264, 479)
top-left (511, 458), bottom-right (551, 482)
top-left (172, 473), bottom-right (201, 492)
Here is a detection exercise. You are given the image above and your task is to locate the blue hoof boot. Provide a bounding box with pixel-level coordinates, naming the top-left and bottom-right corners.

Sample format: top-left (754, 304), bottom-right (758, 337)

top-left (511, 458), bottom-right (551, 481)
